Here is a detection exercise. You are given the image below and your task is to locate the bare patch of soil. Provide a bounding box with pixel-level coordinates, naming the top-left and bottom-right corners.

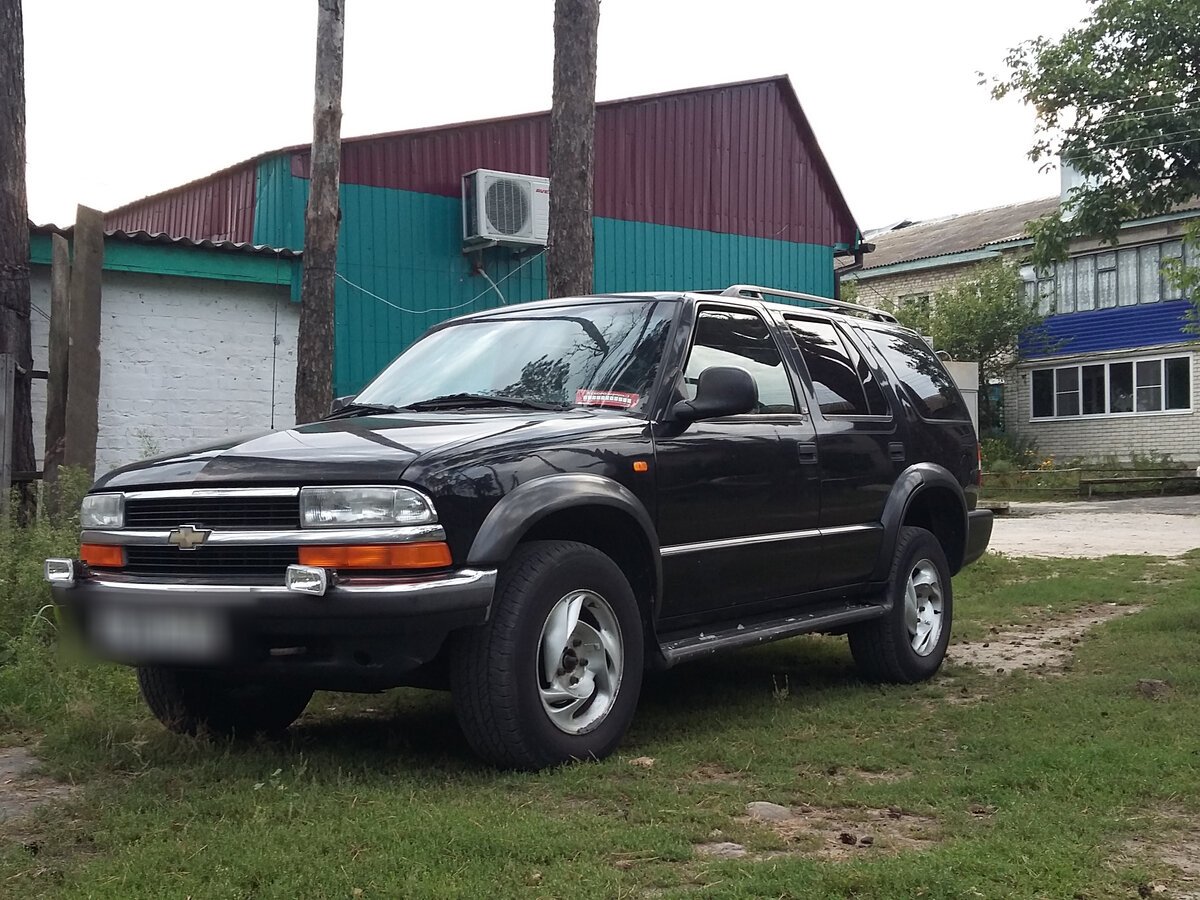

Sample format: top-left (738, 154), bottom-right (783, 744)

top-left (0, 748), bottom-right (73, 830)
top-left (949, 603), bottom-right (1143, 675)
top-left (816, 764), bottom-right (909, 785)
top-left (692, 801), bottom-right (941, 862)
top-left (1121, 811), bottom-right (1200, 900)
top-left (688, 764), bottom-right (743, 784)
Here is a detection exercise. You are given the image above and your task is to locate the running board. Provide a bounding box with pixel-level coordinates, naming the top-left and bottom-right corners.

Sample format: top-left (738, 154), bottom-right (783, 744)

top-left (657, 603), bottom-right (887, 666)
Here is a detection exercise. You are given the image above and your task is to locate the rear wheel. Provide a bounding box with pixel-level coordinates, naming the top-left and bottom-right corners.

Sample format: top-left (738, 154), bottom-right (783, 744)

top-left (450, 540), bottom-right (644, 770)
top-left (137, 666), bottom-right (313, 737)
top-left (849, 525), bottom-right (952, 683)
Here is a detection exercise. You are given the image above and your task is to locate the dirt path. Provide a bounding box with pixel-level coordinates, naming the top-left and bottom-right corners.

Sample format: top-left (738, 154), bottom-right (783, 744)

top-left (988, 495), bottom-right (1200, 558)
top-left (949, 603), bottom-right (1142, 675)
top-left (0, 748), bottom-right (72, 827)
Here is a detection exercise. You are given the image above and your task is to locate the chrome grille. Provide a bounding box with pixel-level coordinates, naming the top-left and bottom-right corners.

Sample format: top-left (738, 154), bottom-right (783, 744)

top-left (124, 496), bottom-right (300, 530)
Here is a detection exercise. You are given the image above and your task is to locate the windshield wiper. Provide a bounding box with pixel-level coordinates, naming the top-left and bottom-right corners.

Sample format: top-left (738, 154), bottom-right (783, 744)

top-left (402, 393), bottom-right (569, 412)
top-left (323, 402), bottom-right (406, 420)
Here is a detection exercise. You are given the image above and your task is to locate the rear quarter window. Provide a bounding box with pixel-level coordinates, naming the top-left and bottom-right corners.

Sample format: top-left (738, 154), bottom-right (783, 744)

top-left (860, 329), bottom-right (971, 422)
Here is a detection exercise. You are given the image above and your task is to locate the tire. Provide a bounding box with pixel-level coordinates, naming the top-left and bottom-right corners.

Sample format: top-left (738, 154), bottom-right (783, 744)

top-left (137, 666), bottom-right (313, 737)
top-left (450, 540), bottom-right (645, 770)
top-left (849, 525), bottom-right (953, 684)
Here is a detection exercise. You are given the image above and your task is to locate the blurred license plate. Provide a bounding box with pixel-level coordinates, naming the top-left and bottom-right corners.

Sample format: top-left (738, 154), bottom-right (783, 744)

top-left (92, 608), bottom-right (229, 663)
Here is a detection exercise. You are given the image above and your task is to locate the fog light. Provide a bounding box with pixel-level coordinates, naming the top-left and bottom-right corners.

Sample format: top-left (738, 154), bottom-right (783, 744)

top-left (44, 558), bottom-right (76, 584)
top-left (286, 564), bottom-right (328, 596)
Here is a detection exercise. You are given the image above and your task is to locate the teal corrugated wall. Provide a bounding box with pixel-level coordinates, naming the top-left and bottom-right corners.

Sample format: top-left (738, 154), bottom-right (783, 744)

top-left (253, 154), bottom-right (837, 395)
top-left (593, 218), bottom-right (833, 296)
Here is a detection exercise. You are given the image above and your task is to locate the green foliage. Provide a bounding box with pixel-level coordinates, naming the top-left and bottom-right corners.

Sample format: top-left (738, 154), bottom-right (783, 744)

top-left (886, 260), bottom-right (1044, 434)
top-left (3, 553), bottom-right (1200, 897)
top-left (981, 434), bottom-right (1039, 470)
top-left (991, 0), bottom-right (1200, 319)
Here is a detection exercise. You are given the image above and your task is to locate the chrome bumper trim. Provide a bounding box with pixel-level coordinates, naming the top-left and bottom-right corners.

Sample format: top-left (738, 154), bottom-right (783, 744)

top-left (69, 568), bottom-right (497, 597)
top-left (81, 524), bottom-right (447, 547)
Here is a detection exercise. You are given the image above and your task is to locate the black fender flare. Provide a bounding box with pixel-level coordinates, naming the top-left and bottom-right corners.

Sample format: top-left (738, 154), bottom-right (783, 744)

top-left (466, 473), bottom-right (663, 608)
top-left (871, 463), bottom-right (968, 581)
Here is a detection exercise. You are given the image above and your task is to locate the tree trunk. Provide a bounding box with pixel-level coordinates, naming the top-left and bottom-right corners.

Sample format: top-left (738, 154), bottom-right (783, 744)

top-left (547, 0), bottom-right (599, 299)
top-left (294, 0), bottom-right (345, 425)
top-left (0, 0), bottom-right (34, 520)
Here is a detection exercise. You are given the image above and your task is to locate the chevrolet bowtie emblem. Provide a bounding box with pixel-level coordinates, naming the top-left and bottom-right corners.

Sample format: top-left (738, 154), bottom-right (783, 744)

top-left (168, 524), bottom-right (212, 551)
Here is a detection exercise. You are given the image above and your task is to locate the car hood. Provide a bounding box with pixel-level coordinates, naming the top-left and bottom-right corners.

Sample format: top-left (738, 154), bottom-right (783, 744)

top-left (94, 410), bottom-right (630, 490)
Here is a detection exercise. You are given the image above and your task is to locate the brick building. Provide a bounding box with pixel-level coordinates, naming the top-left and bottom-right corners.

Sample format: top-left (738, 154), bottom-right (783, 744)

top-left (841, 198), bottom-right (1200, 463)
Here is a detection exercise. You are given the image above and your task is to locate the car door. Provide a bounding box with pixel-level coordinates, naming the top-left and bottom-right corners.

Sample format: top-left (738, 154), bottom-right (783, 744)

top-left (654, 304), bottom-right (822, 626)
top-left (778, 313), bottom-right (899, 587)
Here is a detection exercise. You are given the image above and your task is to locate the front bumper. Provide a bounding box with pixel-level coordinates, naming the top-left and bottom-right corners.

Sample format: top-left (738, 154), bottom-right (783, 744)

top-left (963, 509), bottom-right (994, 567)
top-left (48, 565), bottom-right (496, 690)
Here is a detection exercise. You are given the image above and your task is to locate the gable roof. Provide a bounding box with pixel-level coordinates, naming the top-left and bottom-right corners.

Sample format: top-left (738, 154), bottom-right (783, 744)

top-left (106, 75), bottom-right (861, 250)
top-left (861, 196), bottom-right (1060, 270)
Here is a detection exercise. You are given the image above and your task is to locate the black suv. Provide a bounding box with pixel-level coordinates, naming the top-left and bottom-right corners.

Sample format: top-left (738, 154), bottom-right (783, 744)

top-left (47, 284), bottom-right (992, 769)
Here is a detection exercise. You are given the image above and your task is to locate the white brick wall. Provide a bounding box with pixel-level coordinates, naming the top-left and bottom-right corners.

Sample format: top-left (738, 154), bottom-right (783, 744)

top-left (1002, 348), bottom-right (1200, 464)
top-left (30, 268), bottom-right (298, 478)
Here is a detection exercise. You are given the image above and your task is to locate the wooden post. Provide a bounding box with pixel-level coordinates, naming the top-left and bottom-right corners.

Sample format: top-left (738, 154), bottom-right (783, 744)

top-left (63, 206), bottom-right (104, 479)
top-left (0, 0), bottom-right (35, 519)
top-left (43, 233), bottom-right (71, 515)
top-left (294, 0), bottom-right (345, 425)
top-left (0, 353), bottom-right (14, 511)
top-left (546, 0), bottom-right (600, 299)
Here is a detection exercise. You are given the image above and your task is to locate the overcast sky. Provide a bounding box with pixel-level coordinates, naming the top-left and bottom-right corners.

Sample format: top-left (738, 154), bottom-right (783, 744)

top-left (24, 0), bottom-right (1090, 232)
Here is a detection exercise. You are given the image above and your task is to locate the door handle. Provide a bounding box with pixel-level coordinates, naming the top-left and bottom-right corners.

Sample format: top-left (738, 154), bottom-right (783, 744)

top-left (889, 442), bottom-right (906, 462)
top-left (797, 443), bottom-right (818, 464)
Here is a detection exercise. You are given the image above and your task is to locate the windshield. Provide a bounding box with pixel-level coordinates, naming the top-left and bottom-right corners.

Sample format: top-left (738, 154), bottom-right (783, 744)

top-left (355, 300), bottom-right (677, 415)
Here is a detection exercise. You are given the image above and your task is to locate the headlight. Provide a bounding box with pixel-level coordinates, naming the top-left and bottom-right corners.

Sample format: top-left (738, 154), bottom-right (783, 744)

top-left (300, 486), bottom-right (437, 528)
top-left (80, 493), bottom-right (124, 529)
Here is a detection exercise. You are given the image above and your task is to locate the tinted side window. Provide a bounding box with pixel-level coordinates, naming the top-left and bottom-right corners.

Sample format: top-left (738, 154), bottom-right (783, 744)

top-left (786, 317), bottom-right (888, 417)
top-left (861, 329), bottom-right (970, 421)
top-left (683, 309), bottom-right (797, 414)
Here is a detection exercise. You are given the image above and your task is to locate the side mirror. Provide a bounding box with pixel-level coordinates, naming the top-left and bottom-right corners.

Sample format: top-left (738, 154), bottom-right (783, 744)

top-left (671, 366), bottom-right (758, 424)
top-left (330, 394), bottom-right (355, 414)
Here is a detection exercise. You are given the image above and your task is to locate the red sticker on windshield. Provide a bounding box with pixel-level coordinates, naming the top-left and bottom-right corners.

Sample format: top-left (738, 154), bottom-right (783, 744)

top-left (576, 389), bottom-right (639, 410)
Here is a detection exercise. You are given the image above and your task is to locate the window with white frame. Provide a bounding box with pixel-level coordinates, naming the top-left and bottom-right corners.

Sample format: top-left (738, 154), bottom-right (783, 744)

top-left (1030, 354), bottom-right (1192, 419)
top-left (1023, 238), bottom-right (1198, 315)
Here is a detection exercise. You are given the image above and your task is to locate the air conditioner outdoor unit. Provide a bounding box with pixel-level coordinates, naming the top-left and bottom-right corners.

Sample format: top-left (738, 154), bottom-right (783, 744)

top-left (462, 168), bottom-right (550, 249)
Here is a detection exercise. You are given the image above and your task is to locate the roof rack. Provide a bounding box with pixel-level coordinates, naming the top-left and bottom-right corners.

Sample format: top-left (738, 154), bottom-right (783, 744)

top-left (715, 284), bottom-right (899, 324)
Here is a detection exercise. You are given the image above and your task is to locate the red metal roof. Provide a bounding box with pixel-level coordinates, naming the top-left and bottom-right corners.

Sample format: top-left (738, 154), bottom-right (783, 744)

top-left (107, 75), bottom-right (860, 248)
top-left (106, 161), bottom-right (258, 244)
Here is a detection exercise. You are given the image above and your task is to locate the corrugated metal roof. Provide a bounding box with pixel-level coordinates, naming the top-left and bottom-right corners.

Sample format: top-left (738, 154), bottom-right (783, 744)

top-left (861, 197), bottom-right (1060, 270)
top-left (106, 161), bottom-right (257, 244)
top-left (106, 75), bottom-right (861, 249)
top-left (30, 221), bottom-right (300, 258)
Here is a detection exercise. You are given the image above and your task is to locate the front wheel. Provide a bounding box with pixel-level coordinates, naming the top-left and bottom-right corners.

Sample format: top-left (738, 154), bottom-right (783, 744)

top-left (849, 525), bottom-right (953, 683)
top-left (137, 666), bottom-right (313, 737)
top-left (450, 540), bottom-right (644, 770)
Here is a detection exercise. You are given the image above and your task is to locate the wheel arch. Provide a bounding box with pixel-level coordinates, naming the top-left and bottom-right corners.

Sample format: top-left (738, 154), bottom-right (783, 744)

top-left (466, 474), bottom-right (663, 621)
top-left (873, 464), bottom-right (969, 578)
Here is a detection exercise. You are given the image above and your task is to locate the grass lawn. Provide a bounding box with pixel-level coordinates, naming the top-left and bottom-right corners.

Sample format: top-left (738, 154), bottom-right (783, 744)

top-left (1, 550), bottom-right (1198, 898)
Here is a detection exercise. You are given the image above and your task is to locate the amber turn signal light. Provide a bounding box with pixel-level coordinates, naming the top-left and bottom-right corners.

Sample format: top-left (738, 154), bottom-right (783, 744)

top-left (80, 544), bottom-right (125, 568)
top-left (298, 542), bottom-right (452, 570)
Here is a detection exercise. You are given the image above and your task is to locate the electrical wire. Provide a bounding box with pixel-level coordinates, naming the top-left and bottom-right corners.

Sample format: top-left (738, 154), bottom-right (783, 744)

top-left (335, 247), bottom-right (548, 315)
top-left (31, 303), bottom-right (50, 321)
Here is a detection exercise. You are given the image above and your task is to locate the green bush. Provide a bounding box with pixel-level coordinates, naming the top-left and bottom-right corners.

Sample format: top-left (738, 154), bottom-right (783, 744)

top-left (981, 435), bottom-right (1039, 470)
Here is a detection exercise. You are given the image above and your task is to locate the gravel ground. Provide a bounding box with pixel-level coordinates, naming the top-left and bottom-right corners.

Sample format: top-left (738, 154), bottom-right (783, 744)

top-left (987, 495), bottom-right (1200, 558)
